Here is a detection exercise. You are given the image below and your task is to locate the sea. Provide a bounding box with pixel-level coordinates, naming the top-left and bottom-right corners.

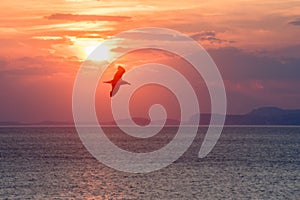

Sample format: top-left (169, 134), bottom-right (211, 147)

top-left (0, 126), bottom-right (299, 199)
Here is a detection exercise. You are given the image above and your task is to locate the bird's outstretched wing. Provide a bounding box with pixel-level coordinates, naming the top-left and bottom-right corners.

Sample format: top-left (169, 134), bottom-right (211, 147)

top-left (103, 66), bottom-right (129, 97)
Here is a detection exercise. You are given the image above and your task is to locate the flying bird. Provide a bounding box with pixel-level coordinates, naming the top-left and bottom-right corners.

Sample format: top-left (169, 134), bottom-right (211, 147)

top-left (103, 66), bottom-right (130, 97)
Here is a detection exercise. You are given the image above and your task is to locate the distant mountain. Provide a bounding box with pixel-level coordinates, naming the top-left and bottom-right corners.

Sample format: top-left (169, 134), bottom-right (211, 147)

top-left (1, 107), bottom-right (300, 126)
top-left (0, 121), bottom-right (74, 126)
top-left (34, 121), bottom-right (74, 126)
top-left (0, 121), bottom-right (23, 126)
top-left (239, 107), bottom-right (300, 125)
top-left (191, 107), bottom-right (300, 125)
top-left (115, 117), bottom-right (180, 126)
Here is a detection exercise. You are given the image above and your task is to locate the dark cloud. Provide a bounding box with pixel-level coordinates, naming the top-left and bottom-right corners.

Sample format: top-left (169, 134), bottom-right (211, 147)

top-left (191, 31), bottom-right (235, 44)
top-left (203, 37), bottom-right (235, 44)
top-left (207, 46), bottom-right (300, 81)
top-left (112, 30), bottom-right (234, 44)
top-left (191, 31), bottom-right (216, 39)
top-left (45, 13), bottom-right (130, 21)
top-left (289, 19), bottom-right (300, 26)
top-left (115, 30), bottom-right (189, 41)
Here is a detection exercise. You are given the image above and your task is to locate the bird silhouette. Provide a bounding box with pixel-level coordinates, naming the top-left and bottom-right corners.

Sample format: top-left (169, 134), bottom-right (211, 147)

top-left (103, 66), bottom-right (130, 97)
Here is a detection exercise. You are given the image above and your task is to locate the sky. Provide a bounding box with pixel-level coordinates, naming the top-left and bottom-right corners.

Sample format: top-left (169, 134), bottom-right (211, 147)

top-left (0, 0), bottom-right (300, 123)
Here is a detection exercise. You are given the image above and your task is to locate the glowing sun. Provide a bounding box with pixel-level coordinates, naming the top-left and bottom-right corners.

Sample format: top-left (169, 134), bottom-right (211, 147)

top-left (76, 39), bottom-right (111, 61)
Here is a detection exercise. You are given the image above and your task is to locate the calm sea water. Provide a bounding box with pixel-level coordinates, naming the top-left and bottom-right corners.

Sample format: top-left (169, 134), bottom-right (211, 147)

top-left (0, 127), bottom-right (299, 199)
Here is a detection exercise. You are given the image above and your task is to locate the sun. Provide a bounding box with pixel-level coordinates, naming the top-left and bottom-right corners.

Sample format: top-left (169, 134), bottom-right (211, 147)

top-left (84, 42), bottom-right (111, 61)
top-left (76, 39), bottom-right (111, 61)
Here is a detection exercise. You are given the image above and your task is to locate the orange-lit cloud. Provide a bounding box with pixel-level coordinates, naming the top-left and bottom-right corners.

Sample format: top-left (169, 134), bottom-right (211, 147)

top-left (45, 13), bottom-right (131, 21)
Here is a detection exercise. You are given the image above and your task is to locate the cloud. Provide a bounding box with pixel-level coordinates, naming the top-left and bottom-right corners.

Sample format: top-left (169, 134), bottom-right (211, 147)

top-left (289, 19), bottom-right (300, 26)
top-left (45, 13), bottom-right (130, 22)
top-left (191, 31), bottom-right (235, 44)
top-left (115, 30), bottom-right (189, 41)
top-left (208, 46), bottom-right (300, 81)
top-left (0, 55), bottom-right (79, 77)
top-left (191, 31), bottom-right (216, 39)
top-left (31, 30), bottom-right (116, 40)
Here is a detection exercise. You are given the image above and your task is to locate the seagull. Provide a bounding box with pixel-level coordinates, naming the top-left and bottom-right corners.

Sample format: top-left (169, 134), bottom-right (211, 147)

top-left (103, 66), bottom-right (130, 97)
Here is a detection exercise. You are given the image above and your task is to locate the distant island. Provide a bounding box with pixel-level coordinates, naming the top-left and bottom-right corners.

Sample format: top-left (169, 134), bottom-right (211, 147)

top-left (1, 107), bottom-right (300, 126)
top-left (192, 106), bottom-right (300, 125)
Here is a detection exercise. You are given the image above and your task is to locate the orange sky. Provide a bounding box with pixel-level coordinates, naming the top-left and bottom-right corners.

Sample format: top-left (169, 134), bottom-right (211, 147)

top-left (0, 0), bottom-right (300, 122)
